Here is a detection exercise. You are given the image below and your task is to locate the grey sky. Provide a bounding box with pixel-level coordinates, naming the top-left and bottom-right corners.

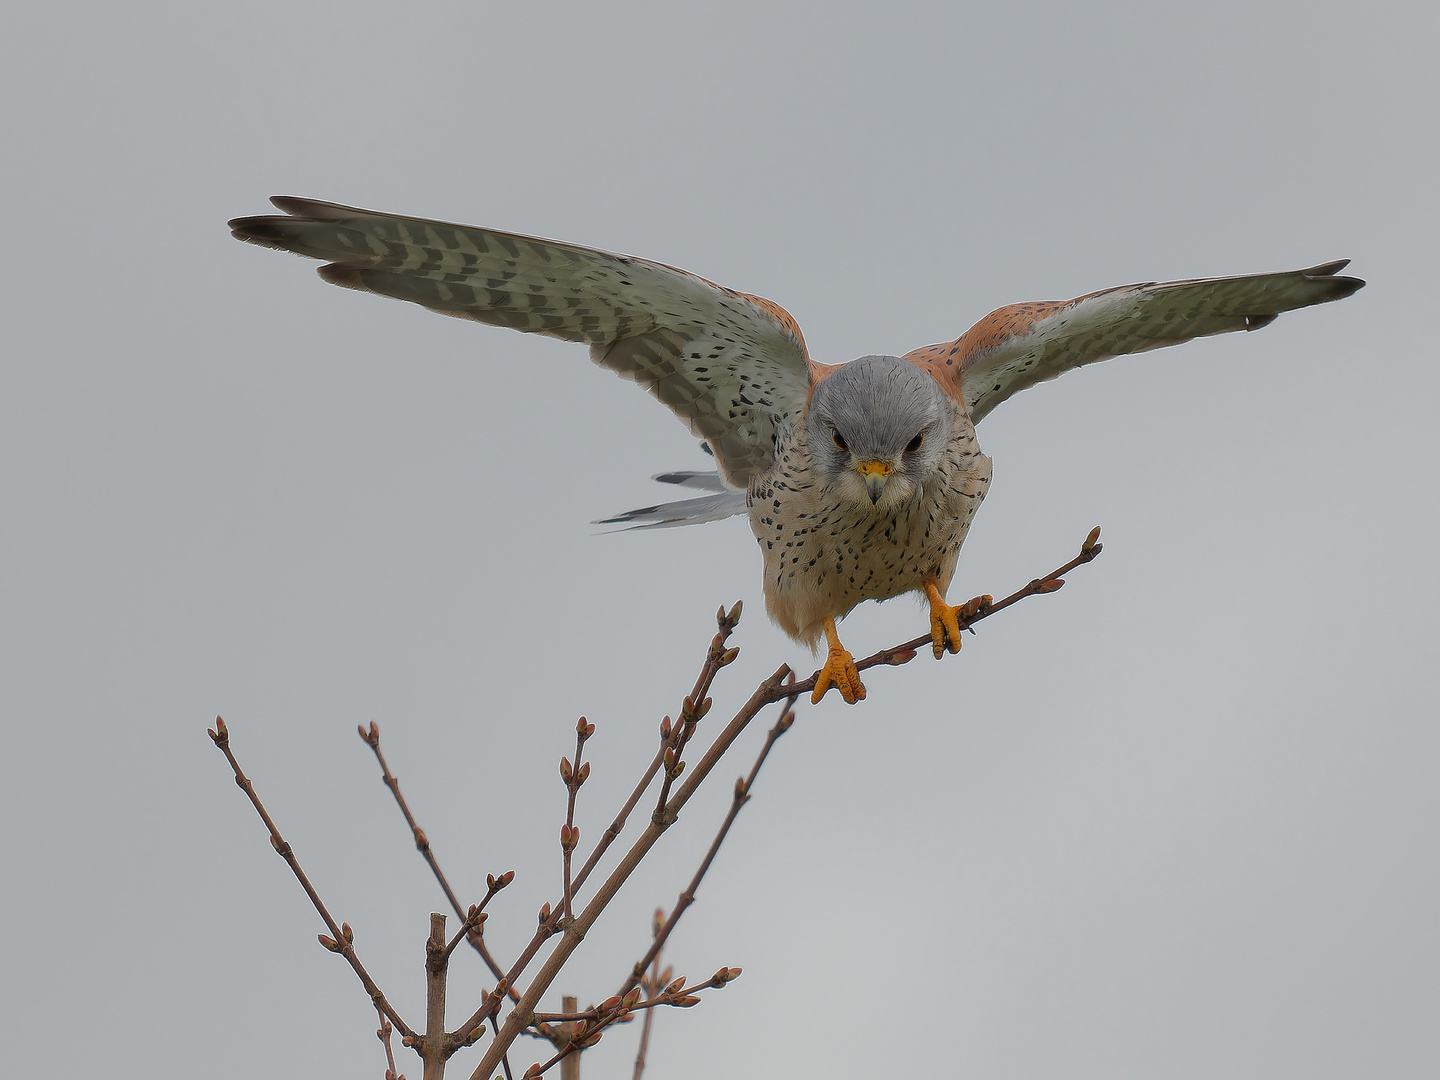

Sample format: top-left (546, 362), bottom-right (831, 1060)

top-left (2, 2), bottom-right (1436, 1077)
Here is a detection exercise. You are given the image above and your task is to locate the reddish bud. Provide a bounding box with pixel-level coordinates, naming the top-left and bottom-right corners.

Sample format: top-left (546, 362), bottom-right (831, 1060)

top-left (599, 995), bottom-right (623, 1012)
top-left (659, 716), bottom-right (672, 740)
top-left (623, 986), bottom-right (643, 1007)
top-left (727, 600), bottom-right (743, 624)
top-left (413, 827), bottom-right (429, 851)
top-left (572, 1020), bottom-right (588, 1038)
top-left (559, 757), bottom-right (573, 782)
top-left (401, 1035), bottom-right (415, 1047)
top-left (674, 995), bottom-right (702, 1007)
top-left (694, 696), bottom-right (712, 719)
top-left (576, 762), bottom-right (590, 785)
top-left (464, 1024), bottom-right (486, 1045)
top-left (575, 715), bottom-right (588, 735)
top-left (1083, 525), bottom-right (1102, 553)
top-left (665, 976), bottom-right (686, 994)
top-left (734, 776), bottom-right (747, 798)
top-left (580, 1031), bottom-right (603, 1047)
top-left (652, 907), bottom-right (665, 935)
top-left (538, 903), bottom-right (551, 923)
top-left (1037, 578), bottom-right (1065, 594)
top-left (318, 934), bottom-right (340, 952)
top-left (500, 870), bottom-right (515, 887)
top-left (717, 966), bottom-right (741, 983)
top-left (719, 646), bottom-right (740, 666)
top-left (668, 760), bottom-right (686, 780)
top-left (341, 923), bottom-right (354, 943)
top-left (524, 1064), bottom-right (542, 1077)
top-left (886, 649), bottom-right (917, 666)
top-left (778, 711), bottom-right (795, 733)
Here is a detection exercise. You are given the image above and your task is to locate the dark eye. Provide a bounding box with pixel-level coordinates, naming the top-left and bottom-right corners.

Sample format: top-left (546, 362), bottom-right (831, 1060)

top-left (832, 429), bottom-right (848, 451)
top-left (905, 432), bottom-right (925, 453)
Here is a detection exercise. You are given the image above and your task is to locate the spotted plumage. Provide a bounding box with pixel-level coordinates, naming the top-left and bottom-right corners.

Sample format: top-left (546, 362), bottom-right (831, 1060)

top-left (229, 197), bottom-right (1364, 702)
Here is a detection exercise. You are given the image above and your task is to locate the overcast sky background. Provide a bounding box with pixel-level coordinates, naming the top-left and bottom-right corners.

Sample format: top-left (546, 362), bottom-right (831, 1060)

top-left (2, 3), bottom-right (1436, 1077)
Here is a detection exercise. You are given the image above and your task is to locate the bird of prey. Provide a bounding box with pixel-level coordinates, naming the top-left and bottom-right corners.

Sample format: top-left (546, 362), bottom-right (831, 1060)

top-left (229, 197), bottom-right (1364, 704)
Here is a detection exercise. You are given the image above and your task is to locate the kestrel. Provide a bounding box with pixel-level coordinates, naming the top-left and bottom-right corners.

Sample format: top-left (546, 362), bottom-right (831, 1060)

top-left (229, 197), bottom-right (1364, 704)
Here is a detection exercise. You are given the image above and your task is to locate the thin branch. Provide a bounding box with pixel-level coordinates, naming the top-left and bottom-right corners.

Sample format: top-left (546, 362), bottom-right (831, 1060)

top-left (620, 683), bottom-right (796, 1002)
top-left (376, 1005), bottom-right (404, 1080)
top-left (654, 603), bottom-right (744, 820)
top-left (632, 911), bottom-right (664, 1080)
top-left (358, 722), bottom-right (516, 987)
top-left (207, 718), bottom-right (416, 1041)
top-left (559, 718), bottom-right (593, 922)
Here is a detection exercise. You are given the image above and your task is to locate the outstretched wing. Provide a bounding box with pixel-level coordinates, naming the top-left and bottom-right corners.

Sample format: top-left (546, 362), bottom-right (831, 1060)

top-left (230, 197), bottom-right (815, 487)
top-left (902, 261), bottom-right (1364, 424)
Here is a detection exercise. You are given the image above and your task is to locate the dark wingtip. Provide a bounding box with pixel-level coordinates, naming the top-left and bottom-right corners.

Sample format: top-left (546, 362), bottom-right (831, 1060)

top-left (1303, 259), bottom-right (1365, 301)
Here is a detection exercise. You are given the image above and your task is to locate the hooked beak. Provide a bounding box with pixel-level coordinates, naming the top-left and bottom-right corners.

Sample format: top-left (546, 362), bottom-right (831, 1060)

top-left (856, 459), bottom-right (892, 503)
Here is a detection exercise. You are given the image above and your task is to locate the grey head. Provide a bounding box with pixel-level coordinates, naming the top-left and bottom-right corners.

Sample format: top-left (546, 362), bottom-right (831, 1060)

top-left (805, 354), bottom-right (954, 511)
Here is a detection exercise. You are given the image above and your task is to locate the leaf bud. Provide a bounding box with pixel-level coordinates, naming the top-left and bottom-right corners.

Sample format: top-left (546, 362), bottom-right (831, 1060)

top-left (734, 776), bottom-right (747, 798)
top-left (318, 934), bottom-right (340, 952)
top-left (559, 757), bottom-right (573, 782)
top-left (668, 759), bottom-right (686, 780)
top-left (664, 976), bottom-right (686, 995)
top-left (1083, 525), bottom-right (1102, 552)
top-left (659, 716), bottom-right (672, 740)
top-left (727, 599), bottom-right (743, 624)
top-left (576, 762), bottom-right (590, 785)
top-left (1037, 578), bottom-right (1065, 593)
top-left (719, 646), bottom-right (740, 666)
top-left (599, 995), bottom-right (623, 1013)
top-left (341, 923), bottom-right (354, 943)
top-left (674, 995), bottom-right (702, 1007)
top-left (538, 903), bottom-right (551, 924)
top-left (623, 987), bottom-right (643, 1008)
top-left (778, 711), bottom-right (795, 732)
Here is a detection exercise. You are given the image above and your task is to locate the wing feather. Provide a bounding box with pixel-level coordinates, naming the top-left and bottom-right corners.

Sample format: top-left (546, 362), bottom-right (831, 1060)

top-left (903, 262), bottom-right (1364, 424)
top-left (230, 196), bottom-right (813, 486)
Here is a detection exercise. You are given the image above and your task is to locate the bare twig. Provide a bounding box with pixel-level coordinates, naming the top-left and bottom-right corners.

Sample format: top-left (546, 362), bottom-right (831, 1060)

top-left (654, 602), bottom-right (744, 820)
top-left (207, 718), bottom-right (416, 1040)
top-left (359, 722), bottom-right (516, 988)
top-left (632, 911), bottom-right (664, 1080)
top-left (622, 682), bottom-right (797, 1002)
top-left (559, 718), bottom-right (594, 922)
top-left (376, 1005), bottom-right (404, 1080)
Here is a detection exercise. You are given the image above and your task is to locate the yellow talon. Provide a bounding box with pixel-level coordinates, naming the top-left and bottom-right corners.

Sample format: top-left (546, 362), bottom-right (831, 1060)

top-left (812, 616), bottom-right (866, 704)
top-left (924, 584), bottom-right (992, 659)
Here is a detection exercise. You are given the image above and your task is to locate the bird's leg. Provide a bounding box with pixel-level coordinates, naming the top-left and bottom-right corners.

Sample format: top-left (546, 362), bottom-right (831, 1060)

top-left (923, 581), bottom-right (993, 660)
top-left (811, 616), bottom-right (866, 705)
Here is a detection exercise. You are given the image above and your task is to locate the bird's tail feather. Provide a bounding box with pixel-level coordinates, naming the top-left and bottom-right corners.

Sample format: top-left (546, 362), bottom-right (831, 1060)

top-left (596, 471), bottom-right (746, 530)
